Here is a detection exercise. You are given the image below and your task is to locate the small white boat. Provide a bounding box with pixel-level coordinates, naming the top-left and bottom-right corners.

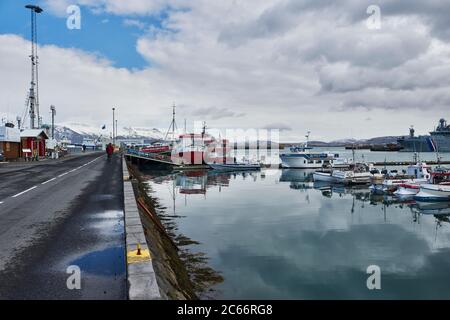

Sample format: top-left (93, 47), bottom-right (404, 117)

top-left (394, 183), bottom-right (420, 197)
top-left (415, 183), bottom-right (450, 201)
top-left (312, 171), bottom-right (334, 182)
top-left (382, 178), bottom-right (429, 193)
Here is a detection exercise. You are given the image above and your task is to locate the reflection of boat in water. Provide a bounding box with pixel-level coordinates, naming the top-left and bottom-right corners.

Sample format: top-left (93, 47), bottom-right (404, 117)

top-left (209, 162), bottom-right (260, 171)
top-left (280, 169), bottom-right (315, 190)
top-left (311, 181), bottom-right (371, 199)
top-left (280, 169), bottom-right (315, 182)
top-left (413, 201), bottom-right (450, 215)
top-left (312, 170), bottom-right (335, 182)
top-left (176, 171), bottom-right (208, 195)
top-left (174, 169), bottom-right (261, 195)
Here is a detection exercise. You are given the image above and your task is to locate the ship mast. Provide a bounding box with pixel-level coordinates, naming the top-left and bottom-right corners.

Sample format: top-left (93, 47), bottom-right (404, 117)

top-left (25, 4), bottom-right (43, 129)
top-left (164, 103), bottom-right (178, 141)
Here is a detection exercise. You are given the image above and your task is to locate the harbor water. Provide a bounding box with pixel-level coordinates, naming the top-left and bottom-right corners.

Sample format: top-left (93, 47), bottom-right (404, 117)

top-left (142, 150), bottom-right (450, 299)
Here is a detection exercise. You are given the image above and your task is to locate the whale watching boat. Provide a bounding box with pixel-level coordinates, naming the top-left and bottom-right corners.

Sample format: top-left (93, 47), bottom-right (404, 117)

top-left (280, 132), bottom-right (348, 169)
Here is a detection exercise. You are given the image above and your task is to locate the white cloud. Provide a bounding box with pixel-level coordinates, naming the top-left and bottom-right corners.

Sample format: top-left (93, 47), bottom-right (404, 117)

top-left (123, 18), bottom-right (146, 30)
top-left (4, 1), bottom-right (450, 141)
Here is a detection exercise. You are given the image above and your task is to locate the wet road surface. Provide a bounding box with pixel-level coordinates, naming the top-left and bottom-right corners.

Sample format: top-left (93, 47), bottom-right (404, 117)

top-left (0, 152), bottom-right (127, 299)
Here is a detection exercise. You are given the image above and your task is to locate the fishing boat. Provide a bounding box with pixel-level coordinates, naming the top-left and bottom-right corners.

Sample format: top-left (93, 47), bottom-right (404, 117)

top-left (331, 163), bottom-right (374, 185)
top-left (171, 133), bottom-right (208, 165)
top-left (371, 163), bottom-right (432, 193)
top-left (206, 138), bottom-right (260, 171)
top-left (414, 169), bottom-right (450, 201)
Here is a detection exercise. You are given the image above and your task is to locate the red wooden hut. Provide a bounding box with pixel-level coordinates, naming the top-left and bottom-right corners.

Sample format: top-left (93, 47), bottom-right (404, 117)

top-left (20, 129), bottom-right (49, 158)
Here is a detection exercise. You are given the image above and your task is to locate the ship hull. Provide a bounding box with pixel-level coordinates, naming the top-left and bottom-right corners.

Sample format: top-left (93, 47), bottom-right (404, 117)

top-left (398, 135), bottom-right (450, 152)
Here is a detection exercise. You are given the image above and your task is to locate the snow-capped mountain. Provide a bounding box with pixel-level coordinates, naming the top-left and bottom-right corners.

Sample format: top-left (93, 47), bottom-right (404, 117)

top-left (54, 122), bottom-right (164, 144)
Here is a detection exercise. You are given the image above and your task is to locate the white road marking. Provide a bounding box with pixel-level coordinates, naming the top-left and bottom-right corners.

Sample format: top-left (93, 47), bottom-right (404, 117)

top-left (41, 177), bottom-right (56, 185)
top-left (0, 201), bottom-right (4, 205)
top-left (12, 186), bottom-right (37, 198)
top-left (9, 155), bottom-right (105, 199)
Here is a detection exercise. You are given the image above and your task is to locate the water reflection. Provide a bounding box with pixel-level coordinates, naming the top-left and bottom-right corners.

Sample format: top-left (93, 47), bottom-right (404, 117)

top-left (144, 168), bottom-right (450, 299)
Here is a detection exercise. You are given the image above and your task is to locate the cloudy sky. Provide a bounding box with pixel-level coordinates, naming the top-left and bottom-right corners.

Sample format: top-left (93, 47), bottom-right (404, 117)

top-left (0, 0), bottom-right (449, 141)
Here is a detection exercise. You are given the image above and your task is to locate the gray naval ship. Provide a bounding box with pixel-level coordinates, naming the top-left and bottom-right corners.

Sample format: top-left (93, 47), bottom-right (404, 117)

top-left (398, 118), bottom-right (450, 152)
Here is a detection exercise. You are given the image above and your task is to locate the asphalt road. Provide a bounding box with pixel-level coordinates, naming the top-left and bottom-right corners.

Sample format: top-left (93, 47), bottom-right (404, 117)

top-left (0, 152), bottom-right (127, 299)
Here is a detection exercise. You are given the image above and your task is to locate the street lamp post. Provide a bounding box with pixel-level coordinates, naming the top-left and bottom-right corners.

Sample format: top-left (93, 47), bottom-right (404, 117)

top-left (50, 105), bottom-right (56, 139)
top-left (112, 107), bottom-right (115, 146)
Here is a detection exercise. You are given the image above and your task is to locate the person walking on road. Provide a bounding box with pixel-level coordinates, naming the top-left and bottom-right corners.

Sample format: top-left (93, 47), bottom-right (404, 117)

top-left (106, 143), bottom-right (114, 159)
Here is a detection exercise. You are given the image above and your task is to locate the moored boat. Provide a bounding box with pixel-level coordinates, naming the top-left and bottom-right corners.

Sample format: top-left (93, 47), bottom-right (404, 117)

top-left (371, 162), bottom-right (432, 193)
top-left (393, 183), bottom-right (420, 197)
top-left (415, 183), bottom-right (450, 201)
top-left (279, 132), bottom-right (349, 169)
top-left (331, 163), bottom-right (373, 185)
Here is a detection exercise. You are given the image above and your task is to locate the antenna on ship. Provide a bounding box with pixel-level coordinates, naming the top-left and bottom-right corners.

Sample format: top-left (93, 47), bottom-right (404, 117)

top-left (24, 4), bottom-right (43, 129)
top-left (164, 103), bottom-right (178, 142)
top-left (305, 131), bottom-right (310, 148)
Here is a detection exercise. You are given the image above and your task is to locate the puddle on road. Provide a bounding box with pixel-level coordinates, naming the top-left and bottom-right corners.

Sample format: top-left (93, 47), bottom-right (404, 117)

top-left (88, 210), bottom-right (124, 236)
top-left (66, 210), bottom-right (126, 277)
top-left (89, 210), bottom-right (123, 220)
top-left (69, 246), bottom-right (125, 277)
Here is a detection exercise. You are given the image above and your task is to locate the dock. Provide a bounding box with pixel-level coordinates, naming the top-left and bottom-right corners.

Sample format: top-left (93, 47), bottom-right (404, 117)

top-left (125, 149), bottom-right (177, 166)
top-left (371, 160), bottom-right (450, 166)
